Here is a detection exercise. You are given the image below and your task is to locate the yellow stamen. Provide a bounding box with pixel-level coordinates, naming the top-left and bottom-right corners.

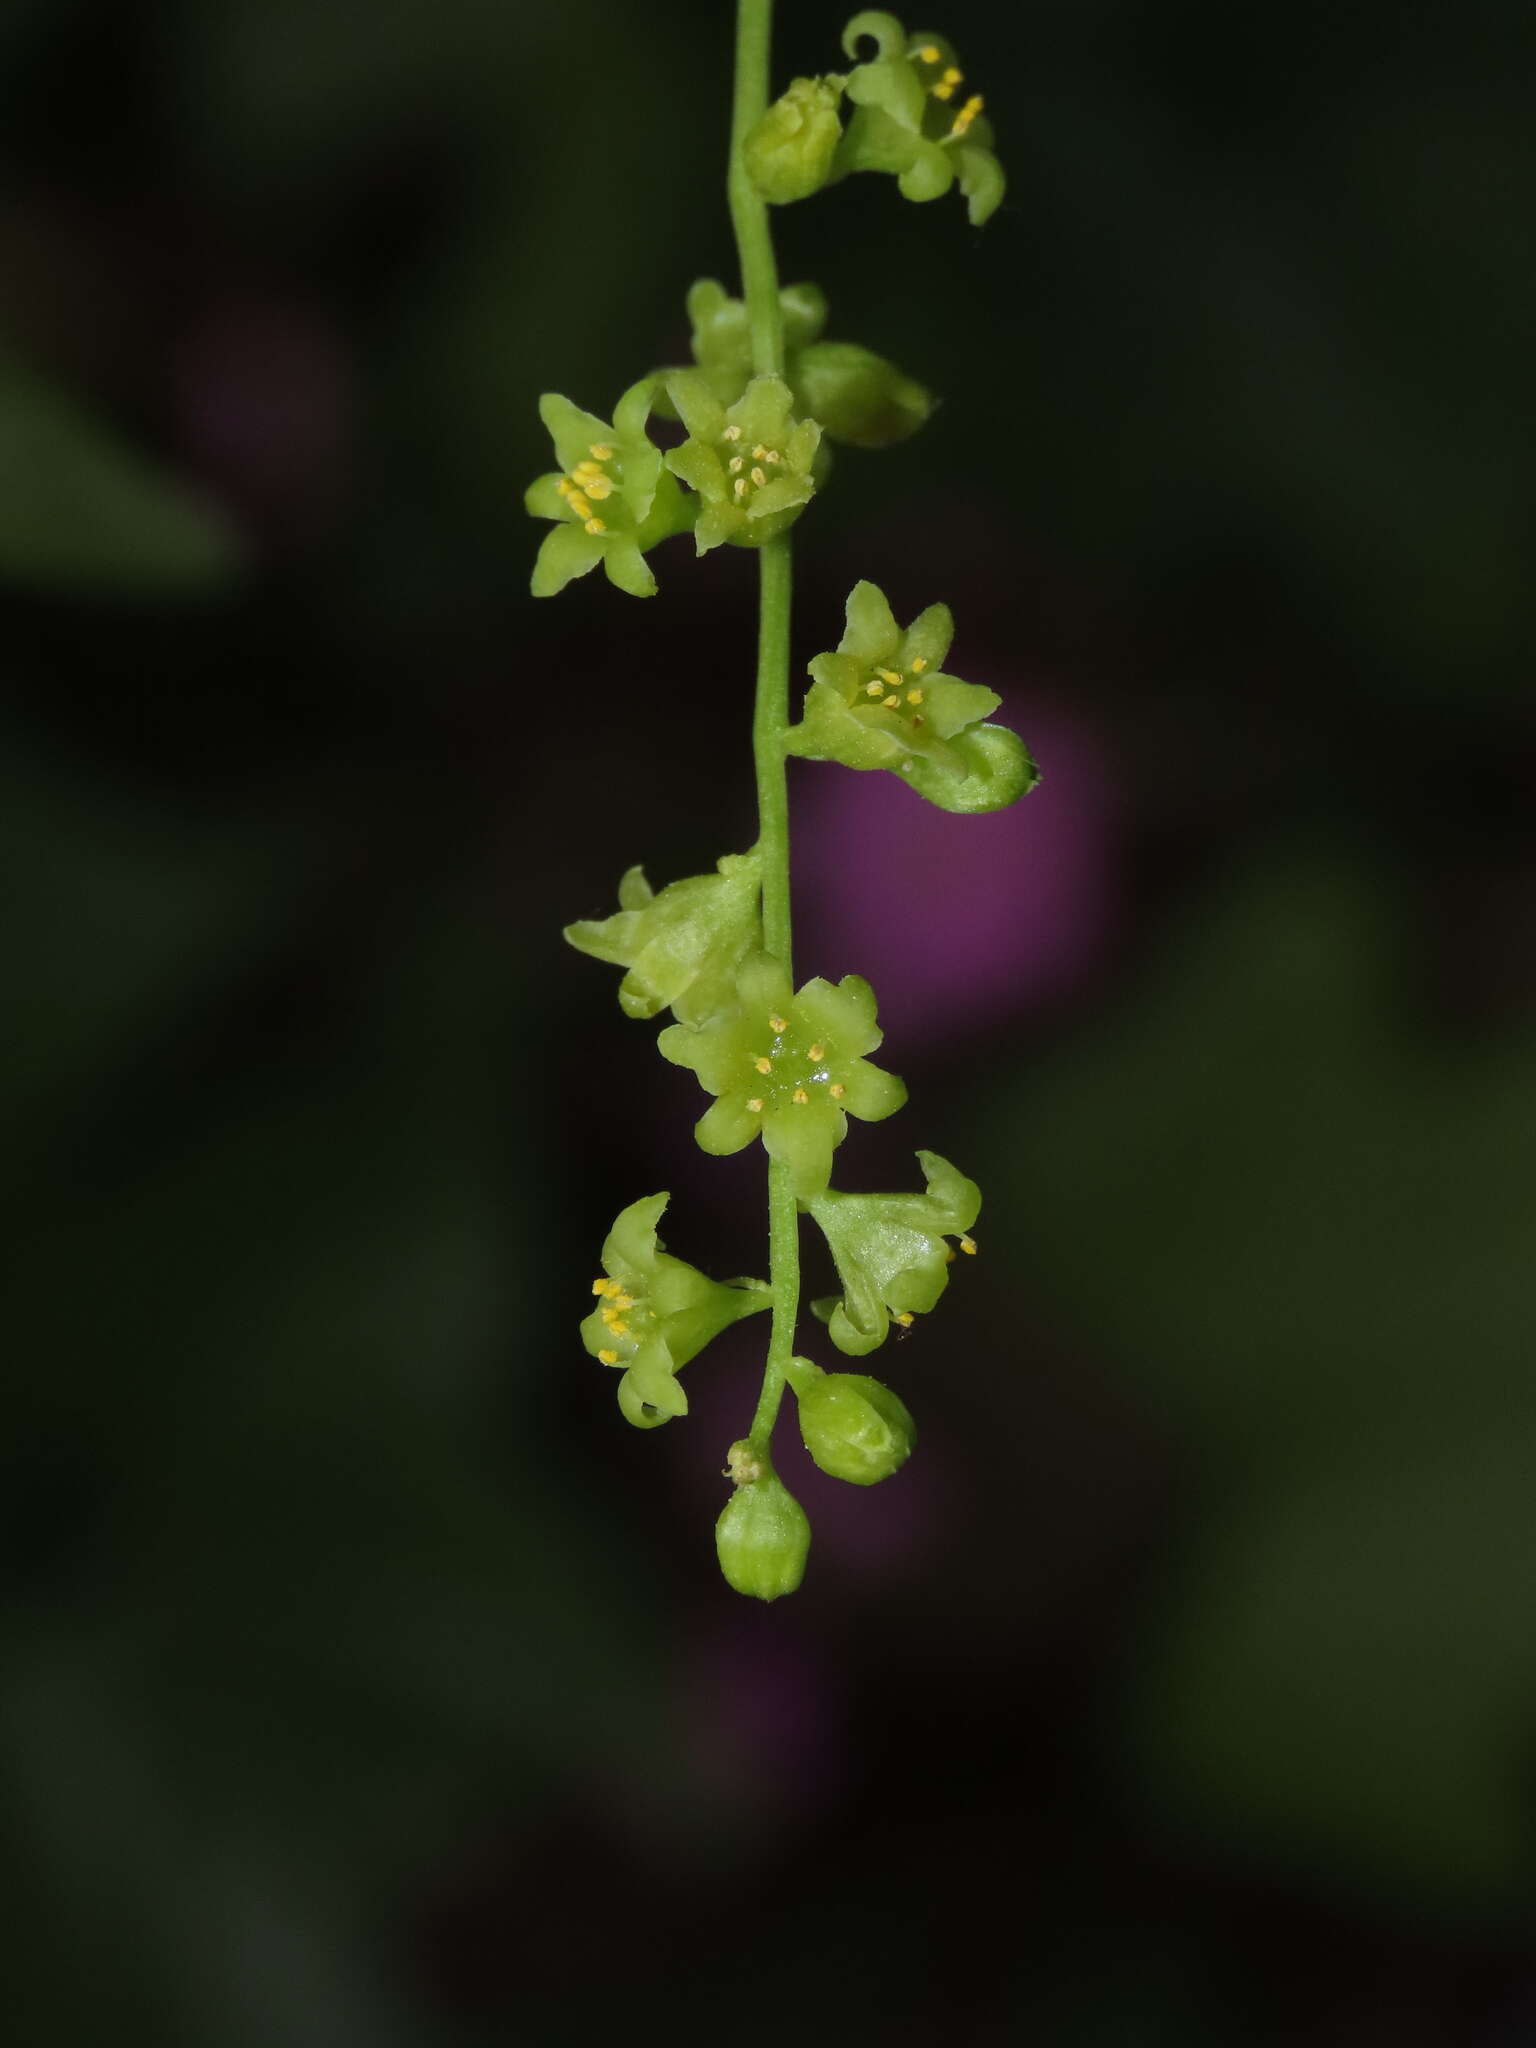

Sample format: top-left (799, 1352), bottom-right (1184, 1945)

top-left (942, 66), bottom-right (963, 84)
top-left (753, 1056), bottom-right (773, 1075)
top-left (751, 466), bottom-right (766, 486)
top-left (960, 1235), bottom-right (978, 1255)
top-left (583, 475), bottom-right (613, 500)
top-left (768, 1014), bottom-right (789, 1033)
top-left (829, 1082), bottom-right (845, 1100)
top-left (598, 1348), bottom-right (619, 1366)
top-left (591, 1278), bottom-right (609, 1295)
top-left (583, 517), bottom-right (606, 535)
top-left (722, 423), bottom-right (742, 442)
top-left (865, 681), bottom-right (884, 697)
top-left (911, 656), bottom-right (928, 672)
top-left (765, 449), bottom-right (781, 463)
top-left (573, 459), bottom-right (602, 478)
top-left (747, 1096), bottom-right (764, 1113)
top-left (877, 668), bottom-right (903, 685)
top-left (807, 1043), bottom-right (825, 1062)
top-left (557, 479), bottom-right (574, 499)
top-left (952, 93), bottom-right (984, 136)
top-left (908, 688), bottom-right (924, 704)
top-left (734, 478), bottom-right (748, 499)
top-left (728, 455), bottom-right (744, 474)
top-left (792, 1087), bottom-right (810, 1105)
top-left (602, 1280), bottom-right (623, 1298)
top-left (609, 1318), bottom-right (629, 1335)
top-left (589, 442), bottom-right (613, 460)
top-left (894, 1312), bottom-right (914, 1328)
top-left (611, 1292), bottom-right (635, 1311)
top-left (883, 694), bottom-right (900, 708)
top-left (567, 490), bottom-right (592, 519)
top-left (917, 43), bottom-right (941, 62)
top-left (932, 80), bottom-right (954, 99)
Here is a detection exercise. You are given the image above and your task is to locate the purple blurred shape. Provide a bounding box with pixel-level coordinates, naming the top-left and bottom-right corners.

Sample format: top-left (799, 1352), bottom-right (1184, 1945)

top-left (791, 688), bottom-right (1118, 1042)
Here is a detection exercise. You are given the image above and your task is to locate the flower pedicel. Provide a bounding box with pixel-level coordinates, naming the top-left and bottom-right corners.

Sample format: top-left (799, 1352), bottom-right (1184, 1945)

top-left (531, 6), bottom-right (1039, 1598)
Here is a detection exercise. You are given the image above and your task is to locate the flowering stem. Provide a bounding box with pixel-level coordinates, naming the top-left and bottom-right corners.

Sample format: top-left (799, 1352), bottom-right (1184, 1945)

top-left (730, 0), bottom-right (799, 1453)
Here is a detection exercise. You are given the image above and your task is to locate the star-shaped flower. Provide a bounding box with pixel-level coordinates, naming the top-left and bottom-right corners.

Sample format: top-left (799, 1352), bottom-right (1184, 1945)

top-left (657, 955), bottom-right (906, 1198)
top-left (805, 1149), bottom-right (981, 1355)
top-left (582, 1192), bottom-right (769, 1428)
top-left (564, 853), bottom-right (761, 1026)
top-left (785, 579), bottom-right (1038, 811)
top-left (525, 378), bottom-right (693, 598)
top-left (664, 373), bottom-right (820, 553)
top-left (834, 13), bottom-right (1005, 226)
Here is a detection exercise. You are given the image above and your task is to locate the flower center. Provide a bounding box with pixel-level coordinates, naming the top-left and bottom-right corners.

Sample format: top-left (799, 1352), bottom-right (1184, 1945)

top-left (721, 422), bottom-right (783, 507)
top-left (742, 1010), bottom-right (846, 1117)
top-left (857, 654), bottom-right (929, 725)
top-left (556, 441), bottom-right (620, 536)
top-left (590, 1273), bottom-right (656, 1365)
top-left (911, 43), bottom-right (984, 137)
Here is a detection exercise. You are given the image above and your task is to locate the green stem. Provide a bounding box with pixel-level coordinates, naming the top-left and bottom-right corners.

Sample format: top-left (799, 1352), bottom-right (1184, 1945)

top-left (729, 0), bottom-right (798, 1451)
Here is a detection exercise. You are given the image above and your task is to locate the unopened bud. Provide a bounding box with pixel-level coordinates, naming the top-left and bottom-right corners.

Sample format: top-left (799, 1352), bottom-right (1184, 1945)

top-left (715, 1449), bottom-right (811, 1600)
top-left (744, 77), bottom-right (845, 205)
top-left (792, 341), bottom-right (933, 450)
top-left (795, 1369), bottom-right (915, 1485)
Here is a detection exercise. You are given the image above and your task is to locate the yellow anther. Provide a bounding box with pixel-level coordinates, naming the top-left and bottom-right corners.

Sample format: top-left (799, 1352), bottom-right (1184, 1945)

top-left (768, 1014), bottom-right (789, 1033)
top-left (932, 80), bottom-right (954, 99)
top-left (583, 517), bottom-right (606, 535)
top-left (807, 1043), bottom-right (825, 1062)
top-left (907, 688), bottom-right (924, 704)
top-left (567, 490), bottom-right (592, 518)
top-left (942, 65), bottom-right (963, 84)
top-left (829, 1082), bottom-right (846, 1099)
top-left (611, 1292), bottom-right (635, 1311)
top-left (877, 668), bottom-right (903, 686)
top-left (573, 459), bottom-right (602, 477)
top-left (959, 1235), bottom-right (978, 1255)
top-left (557, 478), bottom-right (574, 499)
top-left (752, 444), bottom-right (769, 460)
top-left (746, 1096), bottom-right (764, 1113)
top-left (598, 1347), bottom-right (619, 1365)
top-left (952, 93), bottom-right (984, 135)
top-left (917, 43), bottom-right (941, 62)
top-left (753, 1056), bottom-right (773, 1075)
top-left (734, 478), bottom-right (748, 499)
top-left (792, 1087), bottom-right (810, 1105)
top-left (865, 680), bottom-right (884, 696)
top-left (583, 475), bottom-right (613, 500)
top-left (607, 1318), bottom-right (629, 1336)
top-left (883, 694), bottom-right (900, 708)
top-left (588, 442), bottom-right (614, 460)
top-left (911, 656), bottom-right (928, 672)
top-left (722, 423), bottom-right (743, 441)
top-left (894, 1312), bottom-right (915, 1328)
top-left (591, 1277), bottom-right (609, 1295)
top-left (765, 449), bottom-right (781, 463)
top-left (751, 466), bottom-right (766, 486)
top-left (602, 1279), bottom-right (623, 1298)
top-left (728, 455), bottom-right (744, 473)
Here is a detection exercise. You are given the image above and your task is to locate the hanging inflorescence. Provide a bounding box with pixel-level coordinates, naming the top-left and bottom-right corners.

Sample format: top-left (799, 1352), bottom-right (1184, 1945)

top-left (529, 8), bottom-right (1037, 1599)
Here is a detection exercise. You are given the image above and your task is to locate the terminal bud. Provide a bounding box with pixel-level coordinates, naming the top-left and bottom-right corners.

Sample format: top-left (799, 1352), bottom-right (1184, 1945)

top-left (745, 76), bottom-right (847, 204)
top-left (716, 1450), bottom-right (812, 1600)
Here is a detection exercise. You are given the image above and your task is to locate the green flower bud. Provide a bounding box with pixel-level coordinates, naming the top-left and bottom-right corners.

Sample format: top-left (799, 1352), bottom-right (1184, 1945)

top-left (806, 1150), bottom-right (981, 1354)
top-left (664, 372), bottom-right (820, 552)
top-left (790, 341), bottom-right (933, 450)
top-left (564, 852), bottom-right (761, 1025)
top-left (716, 1447), bottom-right (811, 1600)
top-left (835, 14), bottom-right (1007, 227)
top-left (583, 1193), bottom-right (770, 1428)
top-left (525, 379), bottom-right (694, 598)
top-left (786, 580), bottom-right (1038, 812)
top-left (789, 1362), bottom-right (915, 1485)
top-left (745, 76), bottom-right (847, 204)
top-left (658, 953), bottom-right (906, 1200)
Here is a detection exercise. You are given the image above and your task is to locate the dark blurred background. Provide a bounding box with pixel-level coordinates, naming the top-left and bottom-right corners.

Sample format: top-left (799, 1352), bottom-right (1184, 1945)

top-left (4, 0), bottom-right (1536, 2039)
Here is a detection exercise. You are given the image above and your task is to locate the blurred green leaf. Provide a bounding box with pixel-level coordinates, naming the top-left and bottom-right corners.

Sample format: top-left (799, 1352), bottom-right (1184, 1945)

top-left (0, 354), bottom-right (243, 592)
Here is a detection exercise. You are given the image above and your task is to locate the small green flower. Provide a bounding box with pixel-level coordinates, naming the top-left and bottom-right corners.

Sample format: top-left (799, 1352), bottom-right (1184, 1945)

top-left (744, 75), bottom-right (847, 203)
top-left (834, 12), bottom-right (1006, 226)
top-left (525, 378), bottom-right (693, 598)
top-left (786, 1358), bottom-right (916, 1484)
top-left (664, 372), bottom-right (820, 552)
top-left (662, 279), bottom-right (933, 452)
top-left (716, 1446), bottom-right (811, 1600)
top-left (805, 1149), bottom-right (981, 1355)
top-left (564, 853), bottom-right (761, 1026)
top-left (583, 1193), bottom-right (770, 1429)
top-left (657, 954), bottom-right (906, 1199)
top-left (786, 580), bottom-right (1038, 811)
